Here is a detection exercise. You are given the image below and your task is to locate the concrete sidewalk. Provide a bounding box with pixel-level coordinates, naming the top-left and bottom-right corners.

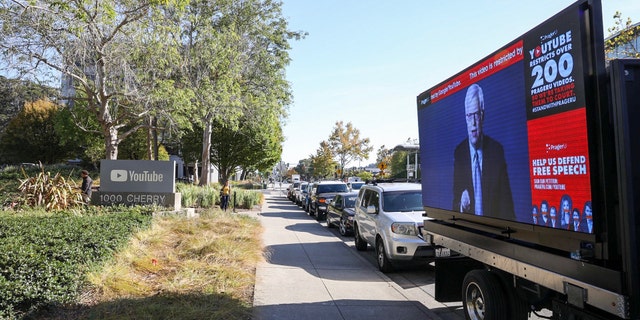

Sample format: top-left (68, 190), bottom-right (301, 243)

top-left (251, 189), bottom-right (451, 320)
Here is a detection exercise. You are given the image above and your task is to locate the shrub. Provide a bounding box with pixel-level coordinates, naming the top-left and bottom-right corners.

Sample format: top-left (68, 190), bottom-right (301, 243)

top-left (177, 183), bottom-right (263, 209)
top-left (231, 190), bottom-right (263, 210)
top-left (0, 208), bottom-right (153, 317)
top-left (177, 183), bottom-right (220, 208)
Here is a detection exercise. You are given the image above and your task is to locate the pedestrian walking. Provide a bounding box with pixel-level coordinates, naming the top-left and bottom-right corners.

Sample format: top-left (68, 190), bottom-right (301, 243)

top-left (221, 180), bottom-right (231, 211)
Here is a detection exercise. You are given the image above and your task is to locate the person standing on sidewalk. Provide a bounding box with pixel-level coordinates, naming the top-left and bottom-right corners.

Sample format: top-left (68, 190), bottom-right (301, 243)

top-left (221, 180), bottom-right (231, 211)
top-left (80, 170), bottom-right (93, 204)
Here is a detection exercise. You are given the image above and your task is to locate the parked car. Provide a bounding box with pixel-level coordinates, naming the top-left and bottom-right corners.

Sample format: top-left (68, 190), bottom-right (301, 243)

top-left (348, 181), bottom-right (365, 191)
top-left (326, 191), bottom-right (359, 236)
top-left (308, 180), bottom-right (349, 220)
top-left (303, 188), bottom-right (312, 212)
top-left (294, 182), bottom-right (309, 206)
top-left (287, 181), bottom-right (301, 201)
top-left (353, 182), bottom-right (440, 273)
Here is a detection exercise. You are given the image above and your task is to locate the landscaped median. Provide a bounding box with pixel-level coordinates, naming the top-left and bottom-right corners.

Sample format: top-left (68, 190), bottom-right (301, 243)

top-left (0, 207), bottom-right (264, 320)
top-left (0, 164), bottom-right (266, 319)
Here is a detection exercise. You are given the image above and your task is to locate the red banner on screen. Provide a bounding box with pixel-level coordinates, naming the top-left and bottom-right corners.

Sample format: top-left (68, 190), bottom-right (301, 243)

top-left (430, 40), bottom-right (524, 103)
top-left (527, 107), bottom-right (592, 231)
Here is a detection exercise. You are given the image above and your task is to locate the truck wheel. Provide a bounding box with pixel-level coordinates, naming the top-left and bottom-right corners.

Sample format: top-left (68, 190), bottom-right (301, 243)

top-left (354, 225), bottom-right (367, 251)
top-left (462, 270), bottom-right (508, 320)
top-left (376, 239), bottom-right (394, 273)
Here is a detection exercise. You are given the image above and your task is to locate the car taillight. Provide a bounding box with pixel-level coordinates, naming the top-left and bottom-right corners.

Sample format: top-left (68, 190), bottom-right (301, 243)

top-left (319, 198), bottom-right (326, 203)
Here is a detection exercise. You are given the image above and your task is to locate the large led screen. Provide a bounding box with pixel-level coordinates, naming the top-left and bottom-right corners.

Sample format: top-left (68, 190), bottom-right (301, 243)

top-left (417, 2), bottom-right (594, 233)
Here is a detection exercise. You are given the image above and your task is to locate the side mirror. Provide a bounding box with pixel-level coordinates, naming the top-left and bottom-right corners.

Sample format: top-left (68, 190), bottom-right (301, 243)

top-left (366, 205), bottom-right (377, 214)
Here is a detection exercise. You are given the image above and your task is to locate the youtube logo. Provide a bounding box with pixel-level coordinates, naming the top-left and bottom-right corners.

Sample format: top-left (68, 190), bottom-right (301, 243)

top-left (110, 170), bottom-right (127, 182)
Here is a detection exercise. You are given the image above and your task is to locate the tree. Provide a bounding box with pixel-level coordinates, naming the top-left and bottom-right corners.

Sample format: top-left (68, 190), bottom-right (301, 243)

top-left (53, 98), bottom-right (104, 167)
top-left (0, 76), bottom-right (58, 136)
top-left (0, 0), bottom-right (186, 160)
top-left (356, 170), bottom-right (373, 182)
top-left (376, 145), bottom-right (393, 168)
top-left (328, 121), bottom-right (373, 178)
top-left (295, 158), bottom-right (313, 181)
top-left (606, 12), bottom-right (640, 59)
top-left (0, 99), bottom-right (71, 164)
top-left (311, 141), bottom-right (337, 179)
top-left (175, 0), bottom-right (302, 185)
top-left (210, 105), bottom-right (283, 183)
top-left (389, 151), bottom-right (408, 179)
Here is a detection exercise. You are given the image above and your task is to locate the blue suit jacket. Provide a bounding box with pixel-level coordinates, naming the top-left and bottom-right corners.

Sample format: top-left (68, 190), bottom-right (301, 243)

top-left (452, 135), bottom-right (515, 220)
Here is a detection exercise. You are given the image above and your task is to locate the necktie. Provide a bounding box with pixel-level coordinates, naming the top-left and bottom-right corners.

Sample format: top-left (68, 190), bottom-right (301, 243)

top-left (473, 151), bottom-right (482, 216)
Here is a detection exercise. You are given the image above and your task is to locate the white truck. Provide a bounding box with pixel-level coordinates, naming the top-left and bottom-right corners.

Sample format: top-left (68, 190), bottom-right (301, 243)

top-left (416, 1), bottom-right (640, 319)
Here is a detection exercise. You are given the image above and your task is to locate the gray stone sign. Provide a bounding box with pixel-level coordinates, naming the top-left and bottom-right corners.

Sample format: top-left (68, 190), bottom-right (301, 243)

top-left (99, 160), bottom-right (175, 193)
top-left (92, 160), bottom-right (181, 209)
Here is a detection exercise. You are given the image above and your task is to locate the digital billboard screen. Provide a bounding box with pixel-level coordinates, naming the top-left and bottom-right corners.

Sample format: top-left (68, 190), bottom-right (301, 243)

top-left (417, 1), bottom-right (597, 234)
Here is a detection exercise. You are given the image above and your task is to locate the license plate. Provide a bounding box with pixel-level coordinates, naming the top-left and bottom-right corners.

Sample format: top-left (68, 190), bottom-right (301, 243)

top-left (435, 248), bottom-right (451, 257)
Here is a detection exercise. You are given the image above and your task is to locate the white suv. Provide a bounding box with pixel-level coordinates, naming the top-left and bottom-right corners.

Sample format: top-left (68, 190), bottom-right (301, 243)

top-left (354, 182), bottom-right (439, 272)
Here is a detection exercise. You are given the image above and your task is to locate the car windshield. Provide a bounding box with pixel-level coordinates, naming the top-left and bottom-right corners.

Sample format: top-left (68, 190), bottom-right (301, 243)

top-left (344, 196), bottom-right (358, 208)
top-left (382, 191), bottom-right (424, 212)
top-left (350, 182), bottom-right (365, 190)
top-left (317, 184), bottom-right (349, 193)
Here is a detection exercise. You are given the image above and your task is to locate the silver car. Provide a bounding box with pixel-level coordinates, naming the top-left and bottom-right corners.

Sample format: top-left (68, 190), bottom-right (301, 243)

top-left (354, 182), bottom-right (442, 272)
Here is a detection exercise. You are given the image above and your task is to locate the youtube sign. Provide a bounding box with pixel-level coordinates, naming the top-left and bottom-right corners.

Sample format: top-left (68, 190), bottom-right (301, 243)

top-left (99, 160), bottom-right (175, 193)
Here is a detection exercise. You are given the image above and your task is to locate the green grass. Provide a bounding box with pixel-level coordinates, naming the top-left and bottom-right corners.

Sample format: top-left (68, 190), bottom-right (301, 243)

top-left (0, 165), bottom-right (265, 320)
top-left (24, 209), bottom-right (263, 320)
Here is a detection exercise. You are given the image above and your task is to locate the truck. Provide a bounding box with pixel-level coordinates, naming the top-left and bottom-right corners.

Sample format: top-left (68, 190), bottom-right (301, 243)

top-left (416, 1), bottom-right (639, 319)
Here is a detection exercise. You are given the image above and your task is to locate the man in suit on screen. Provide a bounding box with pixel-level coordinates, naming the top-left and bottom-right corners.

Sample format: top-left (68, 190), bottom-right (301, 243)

top-left (453, 84), bottom-right (515, 220)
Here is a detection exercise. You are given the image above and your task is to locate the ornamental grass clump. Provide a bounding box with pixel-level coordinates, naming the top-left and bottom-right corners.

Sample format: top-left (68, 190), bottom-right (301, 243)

top-left (17, 163), bottom-right (83, 210)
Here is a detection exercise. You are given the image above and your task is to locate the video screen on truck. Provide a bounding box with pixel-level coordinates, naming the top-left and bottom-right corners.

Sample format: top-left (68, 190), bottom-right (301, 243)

top-left (417, 1), bottom-right (596, 234)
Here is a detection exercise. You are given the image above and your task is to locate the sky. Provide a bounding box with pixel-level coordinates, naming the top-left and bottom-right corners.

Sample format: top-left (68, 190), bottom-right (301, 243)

top-left (278, 0), bottom-right (640, 167)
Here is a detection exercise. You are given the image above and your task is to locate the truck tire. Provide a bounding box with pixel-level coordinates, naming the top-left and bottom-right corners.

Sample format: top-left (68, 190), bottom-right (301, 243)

top-left (462, 270), bottom-right (509, 320)
top-left (376, 238), bottom-right (394, 273)
top-left (354, 224), bottom-right (368, 251)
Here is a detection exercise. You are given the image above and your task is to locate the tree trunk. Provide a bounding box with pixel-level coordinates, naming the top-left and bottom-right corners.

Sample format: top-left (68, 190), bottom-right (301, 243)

top-left (193, 160), bottom-right (199, 185)
top-left (146, 116), bottom-right (153, 160)
top-left (152, 117), bottom-right (159, 161)
top-left (200, 117), bottom-right (213, 186)
top-left (105, 127), bottom-right (119, 160)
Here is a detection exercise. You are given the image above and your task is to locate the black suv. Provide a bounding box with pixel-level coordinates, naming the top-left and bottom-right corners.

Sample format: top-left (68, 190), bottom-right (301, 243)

top-left (308, 180), bottom-right (349, 221)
